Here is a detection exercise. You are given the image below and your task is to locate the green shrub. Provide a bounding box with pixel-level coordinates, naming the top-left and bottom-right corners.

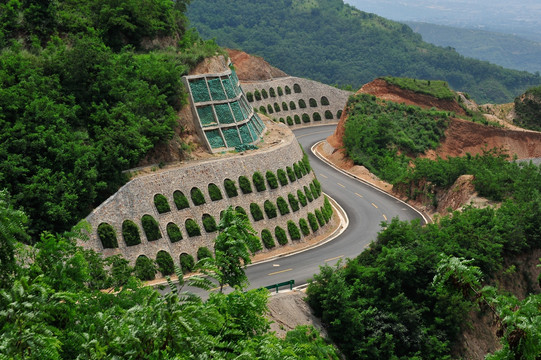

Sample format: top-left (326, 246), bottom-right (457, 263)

top-left (293, 84), bottom-right (301, 93)
top-left (142, 215), bottom-right (162, 241)
top-left (294, 115), bottom-right (301, 124)
top-left (197, 246), bottom-right (213, 261)
top-left (315, 209), bottom-right (325, 227)
top-left (321, 206), bottom-right (331, 223)
top-left (324, 196), bottom-right (333, 218)
top-left (264, 200), bottom-right (277, 219)
top-left (250, 203), bottom-right (264, 221)
top-left (286, 116), bottom-right (294, 126)
top-left (246, 91), bottom-right (254, 102)
top-left (285, 85), bottom-right (292, 95)
top-left (173, 190), bottom-right (189, 210)
top-left (282, 102), bottom-right (288, 111)
top-left (269, 87), bottom-right (276, 97)
top-left (274, 103), bottom-right (280, 112)
top-left (290, 101), bottom-right (297, 110)
top-left (299, 99), bottom-right (306, 108)
top-left (297, 190), bottom-right (307, 206)
top-left (313, 112), bottom-right (321, 121)
top-left (202, 214), bottom-right (217, 232)
top-left (238, 175), bottom-right (252, 194)
top-left (122, 220), bottom-right (141, 246)
top-left (253, 171), bottom-right (266, 192)
top-left (135, 256), bottom-right (156, 281)
top-left (154, 194), bottom-right (171, 214)
top-left (254, 89), bottom-right (261, 101)
top-left (304, 186), bottom-right (314, 202)
top-left (277, 86), bottom-right (283, 96)
top-left (288, 193), bottom-right (300, 212)
top-left (302, 152), bottom-right (312, 172)
top-left (302, 113), bottom-right (310, 123)
top-left (325, 110), bottom-right (333, 119)
top-left (299, 218), bottom-right (310, 236)
top-left (166, 222), bottom-right (183, 243)
top-left (277, 169), bottom-right (288, 186)
top-left (185, 219), bottom-right (201, 237)
top-left (191, 187), bottom-right (206, 206)
top-left (275, 226), bottom-right (288, 245)
top-left (261, 229), bottom-right (275, 249)
top-left (279, 117), bottom-right (285, 124)
top-left (313, 178), bottom-right (321, 195)
top-left (266, 170), bottom-right (279, 189)
top-left (287, 166), bottom-right (296, 182)
top-left (309, 98), bottom-right (317, 107)
top-left (224, 178), bottom-right (238, 197)
top-left (277, 197), bottom-right (290, 215)
top-left (310, 183), bottom-right (319, 199)
top-left (208, 183), bottom-right (223, 201)
top-left (235, 206), bottom-right (247, 217)
top-left (287, 221), bottom-right (301, 240)
top-left (267, 104), bottom-right (273, 114)
top-left (246, 235), bottom-right (263, 253)
top-left (308, 212), bottom-right (319, 232)
top-left (179, 253), bottom-right (195, 274)
top-left (156, 250), bottom-right (174, 276)
top-left (259, 106), bottom-right (267, 114)
top-left (261, 89), bottom-right (268, 99)
top-left (337, 110), bottom-right (343, 118)
top-left (294, 163), bottom-right (303, 179)
top-left (321, 96), bottom-right (330, 106)
top-left (98, 223), bottom-right (118, 249)
top-left (298, 161), bottom-right (308, 176)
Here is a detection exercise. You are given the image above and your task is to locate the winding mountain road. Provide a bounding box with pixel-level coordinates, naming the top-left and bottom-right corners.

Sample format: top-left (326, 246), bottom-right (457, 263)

top-left (242, 124), bottom-right (424, 291)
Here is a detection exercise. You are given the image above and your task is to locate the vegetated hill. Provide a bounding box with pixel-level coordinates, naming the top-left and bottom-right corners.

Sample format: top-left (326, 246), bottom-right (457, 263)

top-left (0, 0), bottom-right (222, 238)
top-left (514, 85), bottom-right (541, 131)
top-left (404, 21), bottom-right (541, 74)
top-left (187, 0), bottom-right (541, 104)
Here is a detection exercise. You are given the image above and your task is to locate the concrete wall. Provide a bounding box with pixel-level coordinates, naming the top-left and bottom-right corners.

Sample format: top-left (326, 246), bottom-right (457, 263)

top-left (81, 129), bottom-right (328, 266)
top-left (241, 76), bottom-right (352, 127)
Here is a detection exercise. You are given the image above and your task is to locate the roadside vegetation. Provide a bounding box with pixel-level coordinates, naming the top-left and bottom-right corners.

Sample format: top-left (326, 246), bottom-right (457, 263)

top-left (381, 76), bottom-right (456, 100)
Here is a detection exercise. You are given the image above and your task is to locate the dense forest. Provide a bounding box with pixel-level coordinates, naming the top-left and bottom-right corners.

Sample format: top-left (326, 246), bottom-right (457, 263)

top-left (187, 0), bottom-right (541, 104)
top-left (0, 0), bottom-right (223, 238)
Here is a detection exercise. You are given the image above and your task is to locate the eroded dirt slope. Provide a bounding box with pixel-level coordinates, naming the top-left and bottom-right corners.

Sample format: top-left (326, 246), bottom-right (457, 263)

top-left (227, 49), bottom-right (287, 81)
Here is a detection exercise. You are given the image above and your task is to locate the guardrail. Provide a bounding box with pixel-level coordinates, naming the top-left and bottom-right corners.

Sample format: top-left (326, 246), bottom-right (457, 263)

top-left (263, 279), bottom-right (295, 293)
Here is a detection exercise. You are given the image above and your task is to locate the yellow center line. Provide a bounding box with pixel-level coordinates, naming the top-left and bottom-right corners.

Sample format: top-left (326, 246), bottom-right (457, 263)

top-left (337, 183), bottom-right (346, 188)
top-left (320, 173), bottom-right (328, 179)
top-left (268, 268), bottom-right (293, 276)
top-left (325, 255), bottom-right (344, 262)
top-left (371, 203), bottom-right (378, 209)
top-left (383, 214), bottom-right (387, 221)
top-left (355, 192), bottom-right (363, 198)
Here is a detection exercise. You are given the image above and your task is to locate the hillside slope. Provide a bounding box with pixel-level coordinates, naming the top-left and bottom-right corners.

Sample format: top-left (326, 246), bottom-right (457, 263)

top-left (187, 0), bottom-right (541, 104)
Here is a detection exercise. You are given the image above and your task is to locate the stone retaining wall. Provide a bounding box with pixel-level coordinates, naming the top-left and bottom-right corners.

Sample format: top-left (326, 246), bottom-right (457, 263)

top-left (81, 127), bottom-right (329, 266)
top-left (241, 77), bottom-right (351, 127)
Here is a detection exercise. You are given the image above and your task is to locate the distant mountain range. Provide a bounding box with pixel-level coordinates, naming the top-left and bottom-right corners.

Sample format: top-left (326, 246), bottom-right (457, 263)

top-left (404, 21), bottom-right (541, 74)
top-left (344, 0), bottom-right (541, 43)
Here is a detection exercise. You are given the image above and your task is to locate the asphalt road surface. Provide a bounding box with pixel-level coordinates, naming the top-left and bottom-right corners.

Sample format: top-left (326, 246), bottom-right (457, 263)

top-left (240, 124), bottom-right (424, 292)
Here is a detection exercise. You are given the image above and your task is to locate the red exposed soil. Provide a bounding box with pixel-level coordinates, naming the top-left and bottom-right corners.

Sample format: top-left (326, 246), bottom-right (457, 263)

top-left (327, 78), bottom-right (541, 161)
top-left (227, 49), bottom-right (288, 81)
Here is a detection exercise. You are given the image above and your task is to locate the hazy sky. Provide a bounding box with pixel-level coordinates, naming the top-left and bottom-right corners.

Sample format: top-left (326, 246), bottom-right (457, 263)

top-left (344, 0), bottom-right (541, 41)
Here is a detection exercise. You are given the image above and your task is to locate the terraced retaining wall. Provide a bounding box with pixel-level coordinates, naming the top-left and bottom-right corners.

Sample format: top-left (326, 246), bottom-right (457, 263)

top-left (241, 77), bottom-right (351, 127)
top-left (81, 126), bottom-right (330, 267)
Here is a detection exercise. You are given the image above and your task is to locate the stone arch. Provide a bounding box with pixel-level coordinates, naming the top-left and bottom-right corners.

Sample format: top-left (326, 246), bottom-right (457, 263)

top-left (208, 183), bottom-right (223, 201)
top-left (325, 110), bottom-right (333, 119)
top-left (185, 218), bottom-right (201, 237)
top-left (302, 113), bottom-right (310, 123)
top-left (321, 96), bottom-right (330, 106)
top-left (173, 190), bottom-right (189, 210)
top-left (153, 194), bottom-right (170, 214)
top-left (179, 253), bottom-right (195, 274)
top-left (289, 101), bottom-right (296, 110)
top-left (141, 214), bottom-right (162, 241)
top-left (97, 222), bottom-right (118, 249)
top-left (309, 98), bottom-right (317, 107)
top-left (135, 255), bottom-right (156, 281)
top-left (224, 178), bottom-right (238, 198)
top-left (313, 112), bottom-right (321, 121)
top-left (298, 99), bottom-right (306, 108)
top-left (122, 219), bottom-right (141, 246)
top-left (190, 187), bottom-right (206, 206)
top-left (337, 109), bottom-right (343, 119)
top-left (293, 83), bottom-right (301, 93)
top-left (285, 85), bottom-right (292, 94)
top-left (156, 250), bottom-right (174, 276)
top-left (202, 213), bottom-right (217, 233)
top-left (166, 222), bottom-right (183, 243)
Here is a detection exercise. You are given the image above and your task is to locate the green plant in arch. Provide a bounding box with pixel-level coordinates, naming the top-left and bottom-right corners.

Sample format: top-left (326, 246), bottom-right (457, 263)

top-left (191, 187), bottom-right (206, 206)
top-left (142, 214), bottom-right (162, 241)
top-left (98, 223), bottom-right (118, 249)
top-left (166, 222), bottom-right (183, 243)
top-left (154, 194), bottom-right (171, 213)
top-left (122, 220), bottom-right (141, 246)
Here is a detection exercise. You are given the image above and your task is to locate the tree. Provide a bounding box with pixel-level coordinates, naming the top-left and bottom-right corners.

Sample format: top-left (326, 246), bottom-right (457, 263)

top-left (213, 206), bottom-right (256, 292)
top-left (0, 190), bottom-right (28, 288)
